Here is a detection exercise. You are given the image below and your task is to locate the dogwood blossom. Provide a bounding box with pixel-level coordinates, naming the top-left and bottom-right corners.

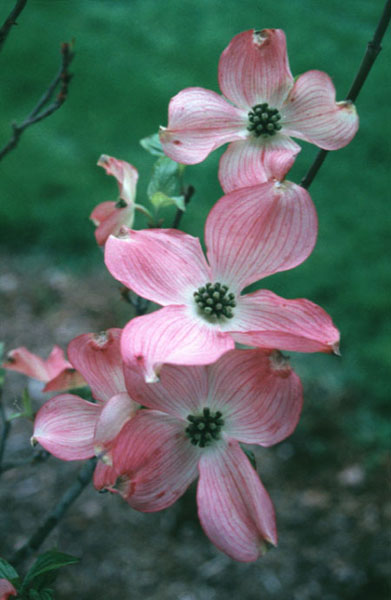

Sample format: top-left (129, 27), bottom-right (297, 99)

top-left (160, 29), bottom-right (359, 192)
top-left (0, 579), bottom-right (17, 600)
top-left (99, 349), bottom-right (303, 561)
top-left (105, 181), bottom-right (338, 381)
top-left (32, 329), bottom-right (138, 488)
top-left (90, 155), bottom-right (138, 245)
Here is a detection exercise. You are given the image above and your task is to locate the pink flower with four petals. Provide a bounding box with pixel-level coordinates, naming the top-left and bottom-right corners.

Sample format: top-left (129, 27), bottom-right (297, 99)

top-left (160, 29), bottom-right (359, 192)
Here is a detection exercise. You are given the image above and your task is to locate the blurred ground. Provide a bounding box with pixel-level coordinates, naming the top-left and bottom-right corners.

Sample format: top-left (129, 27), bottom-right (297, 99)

top-left (0, 257), bottom-right (389, 600)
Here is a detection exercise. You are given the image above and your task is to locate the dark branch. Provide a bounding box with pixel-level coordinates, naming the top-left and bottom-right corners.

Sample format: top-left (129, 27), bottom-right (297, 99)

top-left (171, 184), bottom-right (195, 229)
top-left (0, 393), bottom-right (11, 476)
top-left (11, 457), bottom-right (97, 566)
top-left (0, 41), bottom-right (75, 162)
top-left (1, 449), bottom-right (50, 473)
top-left (0, 0), bottom-right (28, 52)
top-left (300, 0), bottom-right (391, 190)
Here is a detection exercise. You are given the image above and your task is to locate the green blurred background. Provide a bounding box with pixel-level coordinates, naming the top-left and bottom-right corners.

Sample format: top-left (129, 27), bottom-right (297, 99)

top-left (0, 0), bottom-right (389, 459)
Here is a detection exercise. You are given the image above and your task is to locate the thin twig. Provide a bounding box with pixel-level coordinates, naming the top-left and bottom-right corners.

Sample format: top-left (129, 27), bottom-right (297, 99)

top-left (2, 449), bottom-right (50, 473)
top-left (171, 184), bottom-right (195, 229)
top-left (0, 41), bottom-right (75, 162)
top-left (0, 0), bottom-right (28, 52)
top-left (0, 395), bottom-right (11, 475)
top-left (300, 0), bottom-right (391, 190)
top-left (11, 457), bottom-right (97, 566)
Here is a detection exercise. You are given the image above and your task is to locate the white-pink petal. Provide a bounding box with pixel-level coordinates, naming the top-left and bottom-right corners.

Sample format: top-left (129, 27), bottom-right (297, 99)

top-left (0, 579), bottom-right (17, 600)
top-left (90, 201), bottom-right (134, 246)
top-left (97, 154), bottom-right (138, 205)
top-left (67, 329), bottom-right (125, 403)
top-left (43, 368), bottom-right (86, 392)
top-left (197, 440), bottom-right (277, 562)
top-left (33, 394), bottom-right (100, 460)
top-left (105, 228), bottom-right (210, 306)
top-left (160, 87), bottom-right (247, 164)
top-left (111, 411), bottom-right (199, 511)
top-left (93, 460), bottom-right (118, 491)
top-left (94, 392), bottom-right (138, 452)
top-left (281, 70), bottom-right (359, 149)
top-left (3, 345), bottom-right (71, 382)
top-left (120, 306), bottom-right (235, 382)
top-left (232, 290), bottom-right (340, 353)
top-left (218, 135), bottom-right (300, 193)
top-left (206, 349), bottom-right (303, 446)
top-left (218, 29), bottom-right (293, 110)
top-left (206, 181), bottom-right (317, 292)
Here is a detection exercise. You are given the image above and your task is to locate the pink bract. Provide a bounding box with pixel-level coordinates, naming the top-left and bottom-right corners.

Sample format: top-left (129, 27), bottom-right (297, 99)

top-left (32, 329), bottom-right (138, 470)
top-left (99, 349), bottom-right (303, 561)
top-left (3, 345), bottom-right (85, 392)
top-left (160, 29), bottom-right (359, 192)
top-left (0, 579), bottom-right (17, 600)
top-left (90, 155), bottom-right (139, 245)
top-left (105, 181), bottom-right (339, 382)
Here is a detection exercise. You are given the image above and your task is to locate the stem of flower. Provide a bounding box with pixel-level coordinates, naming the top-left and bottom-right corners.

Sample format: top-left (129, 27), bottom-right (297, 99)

top-left (300, 0), bottom-right (391, 190)
top-left (11, 457), bottom-right (97, 566)
top-left (0, 0), bottom-right (28, 52)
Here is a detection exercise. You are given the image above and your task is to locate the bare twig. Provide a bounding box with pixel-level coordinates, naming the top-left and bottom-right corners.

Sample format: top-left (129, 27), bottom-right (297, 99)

top-left (300, 0), bottom-right (391, 190)
top-left (0, 41), bottom-right (75, 162)
top-left (0, 0), bottom-right (28, 52)
top-left (2, 449), bottom-right (50, 473)
top-left (11, 457), bottom-right (97, 566)
top-left (0, 395), bottom-right (11, 475)
top-left (171, 184), bottom-right (195, 229)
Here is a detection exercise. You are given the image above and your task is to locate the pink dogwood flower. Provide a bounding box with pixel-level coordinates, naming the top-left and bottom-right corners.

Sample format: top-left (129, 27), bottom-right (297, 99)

top-left (105, 181), bottom-right (338, 382)
top-left (0, 579), bottom-right (17, 600)
top-left (3, 345), bottom-right (85, 392)
top-left (100, 349), bottom-right (303, 561)
top-left (90, 154), bottom-right (139, 245)
top-left (160, 29), bottom-right (359, 192)
top-left (32, 329), bottom-right (138, 488)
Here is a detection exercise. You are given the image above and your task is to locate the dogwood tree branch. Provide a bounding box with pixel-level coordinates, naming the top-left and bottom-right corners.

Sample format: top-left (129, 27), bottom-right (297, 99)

top-left (171, 184), bottom-right (195, 229)
top-left (0, 0), bottom-right (28, 52)
top-left (11, 457), bottom-right (97, 566)
top-left (0, 41), bottom-right (74, 162)
top-left (0, 391), bottom-right (11, 475)
top-left (300, 0), bottom-right (391, 190)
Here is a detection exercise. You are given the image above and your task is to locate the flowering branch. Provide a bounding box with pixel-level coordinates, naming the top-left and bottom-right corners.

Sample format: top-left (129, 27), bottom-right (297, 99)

top-left (300, 0), bottom-right (391, 190)
top-left (0, 40), bottom-right (75, 162)
top-left (0, 0), bottom-right (28, 52)
top-left (11, 457), bottom-right (97, 566)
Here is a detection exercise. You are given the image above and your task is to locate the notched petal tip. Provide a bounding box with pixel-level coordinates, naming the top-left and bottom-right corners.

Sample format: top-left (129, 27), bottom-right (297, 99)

top-left (253, 28), bottom-right (274, 46)
top-left (269, 350), bottom-right (292, 378)
top-left (332, 342), bottom-right (341, 356)
top-left (97, 154), bottom-right (110, 167)
top-left (30, 435), bottom-right (38, 447)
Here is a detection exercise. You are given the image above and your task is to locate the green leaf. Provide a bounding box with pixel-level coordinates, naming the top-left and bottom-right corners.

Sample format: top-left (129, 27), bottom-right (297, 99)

top-left (240, 445), bottom-right (257, 470)
top-left (140, 132), bottom-right (164, 156)
top-left (147, 156), bottom-right (183, 200)
top-left (8, 388), bottom-right (34, 421)
top-left (22, 550), bottom-right (79, 589)
top-left (0, 557), bottom-right (19, 583)
top-left (149, 192), bottom-right (186, 211)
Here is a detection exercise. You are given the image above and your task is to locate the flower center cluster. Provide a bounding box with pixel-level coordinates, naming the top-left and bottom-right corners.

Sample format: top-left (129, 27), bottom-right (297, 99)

top-left (193, 282), bottom-right (236, 320)
top-left (247, 103), bottom-right (282, 137)
top-left (185, 408), bottom-right (224, 447)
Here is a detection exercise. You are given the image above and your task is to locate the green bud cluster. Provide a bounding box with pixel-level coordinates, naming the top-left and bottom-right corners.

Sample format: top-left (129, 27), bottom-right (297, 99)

top-left (193, 282), bottom-right (236, 319)
top-left (185, 407), bottom-right (224, 448)
top-left (247, 103), bottom-right (282, 137)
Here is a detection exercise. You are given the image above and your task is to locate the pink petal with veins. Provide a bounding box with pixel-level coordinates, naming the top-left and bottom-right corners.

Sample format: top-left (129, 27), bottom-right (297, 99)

top-left (218, 135), bottom-right (300, 192)
top-left (198, 440), bottom-right (277, 562)
top-left (105, 228), bottom-right (210, 306)
top-left (232, 289), bottom-right (340, 353)
top-left (43, 367), bottom-right (86, 392)
top-left (90, 202), bottom-right (134, 246)
top-left (0, 579), bottom-right (17, 600)
top-left (160, 87), bottom-right (246, 164)
top-left (281, 70), bottom-right (359, 149)
top-left (68, 329), bottom-right (125, 403)
top-left (3, 345), bottom-right (71, 382)
top-left (94, 392), bottom-right (138, 452)
top-left (97, 154), bottom-right (138, 205)
top-left (206, 181), bottom-right (317, 291)
top-left (121, 306), bottom-right (234, 382)
top-left (111, 411), bottom-right (199, 511)
top-left (33, 394), bottom-right (100, 460)
top-left (207, 349), bottom-right (303, 446)
top-left (93, 461), bottom-right (118, 492)
top-left (218, 29), bottom-right (293, 110)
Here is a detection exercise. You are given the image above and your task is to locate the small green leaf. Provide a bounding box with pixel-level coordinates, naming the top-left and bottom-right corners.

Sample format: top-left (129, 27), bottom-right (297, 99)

top-left (147, 156), bottom-right (184, 203)
top-left (140, 132), bottom-right (164, 156)
top-left (22, 550), bottom-right (79, 589)
top-left (149, 192), bottom-right (186, 211)
top-left (0, 557), bottom-right (19, 583)
top-left (8, 388), bottom-right (34, 421)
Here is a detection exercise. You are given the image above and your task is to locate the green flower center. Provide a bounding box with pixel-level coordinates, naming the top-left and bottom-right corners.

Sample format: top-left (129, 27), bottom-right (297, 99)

top-left (247, 103), bottom-right (282, 137)
top-left (193, 282), bottom-right (236, 320)
top-left (185, 407), bottom-right (224, 448)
